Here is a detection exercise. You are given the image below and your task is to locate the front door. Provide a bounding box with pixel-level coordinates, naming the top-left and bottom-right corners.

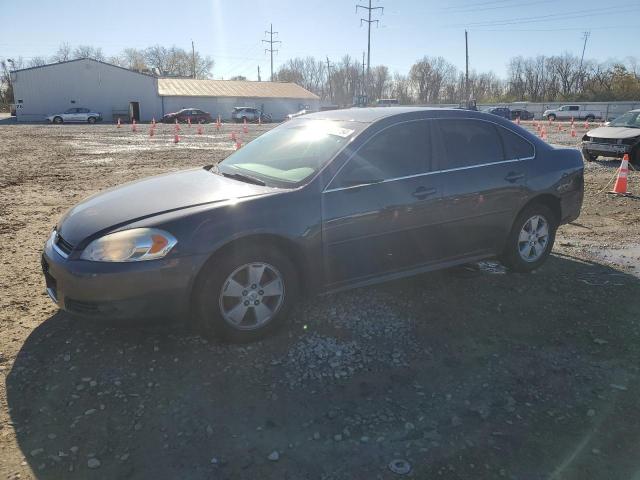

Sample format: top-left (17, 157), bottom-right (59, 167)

top-left (129, 102), bottom-right (140, 122)
top-left (321, 119), bottom-right (443, 287)
top-left (433, 118), bottom-right (533, 259)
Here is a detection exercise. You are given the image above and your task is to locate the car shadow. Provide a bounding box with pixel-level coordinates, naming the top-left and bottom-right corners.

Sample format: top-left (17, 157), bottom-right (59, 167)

top-left (6, 255), bottom-right (640, 480)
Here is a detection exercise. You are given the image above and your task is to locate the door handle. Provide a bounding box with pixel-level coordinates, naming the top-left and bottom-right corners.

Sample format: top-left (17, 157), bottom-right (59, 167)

top-left (412, 186), bottom-right (437, 199)
top-left (504, 172), bottom-right (525, 183)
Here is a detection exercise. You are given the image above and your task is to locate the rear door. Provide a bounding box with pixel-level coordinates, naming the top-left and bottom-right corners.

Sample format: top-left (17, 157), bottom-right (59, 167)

top-left (433, 118), bottom-right (534, 259)
top-left (321, 119), bottom-right (444, 286)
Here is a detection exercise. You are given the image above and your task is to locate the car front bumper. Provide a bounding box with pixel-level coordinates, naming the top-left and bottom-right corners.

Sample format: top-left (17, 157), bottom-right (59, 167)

top-left (41, 237), bottom-right (208, 321)
top-left (581, 141), bottom-right (631, 157)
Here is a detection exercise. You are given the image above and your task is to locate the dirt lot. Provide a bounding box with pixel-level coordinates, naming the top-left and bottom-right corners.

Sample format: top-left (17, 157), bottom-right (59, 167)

top-left (1, 119), bottom-right (639, 480)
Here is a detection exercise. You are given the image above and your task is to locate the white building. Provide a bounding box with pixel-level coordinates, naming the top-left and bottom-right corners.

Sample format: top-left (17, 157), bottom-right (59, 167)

top-left (11, 58), bottom-right (320, 122)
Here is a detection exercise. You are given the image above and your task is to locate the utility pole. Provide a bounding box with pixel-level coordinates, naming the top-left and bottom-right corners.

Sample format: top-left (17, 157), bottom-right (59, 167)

top-left (262, 23), bottom-right (281, 81)
top-left (257, 65), bottom-right (261, 81)
top-left (465, 30), bottom-right (469, 101)
top-left (191, 40), bottom-right (196, 79)
top-left (361, 51), bottom-right (366, 104)
top-left (325, 56), bottom-right (333, 102)
top-left (578, 31), bottom-right (590, 90)
top-left (356, 0), bottom-right (383, 98)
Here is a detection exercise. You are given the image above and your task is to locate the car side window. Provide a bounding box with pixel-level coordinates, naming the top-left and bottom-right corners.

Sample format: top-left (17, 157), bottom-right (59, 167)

top-left (437, 119), bottom-right (504, 169)
top-left (498, 127), bottom-right (534, 160)
top-left (569, 106), bottom-right (579, 111)
top-left (331, 120), bottom-right (431, 188)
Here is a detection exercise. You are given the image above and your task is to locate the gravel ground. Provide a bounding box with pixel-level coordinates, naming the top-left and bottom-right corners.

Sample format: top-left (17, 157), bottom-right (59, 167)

top-left (1, 119), bottom-right (640, 480)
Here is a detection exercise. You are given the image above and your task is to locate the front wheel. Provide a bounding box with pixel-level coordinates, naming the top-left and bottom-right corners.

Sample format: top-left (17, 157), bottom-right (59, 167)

top-left (193, 246), bottom-right (298, 342)
top-left (53, 116), bottom-right (63, 124)
top-left (500, 204), bottom-right (558, 273)
top-left (547, 114), bottom-right (556, 121)
top-left (582, 149), bottom-right (598, 162)
top-left (585, 115), bottom-right (595, 122)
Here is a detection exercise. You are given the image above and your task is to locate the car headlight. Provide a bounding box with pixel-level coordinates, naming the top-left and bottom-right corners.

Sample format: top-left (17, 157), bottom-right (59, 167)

top-left (80, 228), bottom-right (177, 262)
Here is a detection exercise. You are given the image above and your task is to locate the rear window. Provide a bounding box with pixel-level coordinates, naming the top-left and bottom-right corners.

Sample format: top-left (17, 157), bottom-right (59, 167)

top-left (437, 119), bottom-right (504, 168)
top-left (499, 127), bottom-right (534, 160)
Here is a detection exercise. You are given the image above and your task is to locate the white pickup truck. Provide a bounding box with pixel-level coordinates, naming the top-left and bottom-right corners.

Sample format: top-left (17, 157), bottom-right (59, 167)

top-left (543, 105), bottom-right (602, 122)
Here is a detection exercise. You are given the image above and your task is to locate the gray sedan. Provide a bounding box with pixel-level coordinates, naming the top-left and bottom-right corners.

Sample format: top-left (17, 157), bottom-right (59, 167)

top-left (581, 109), bottom-right (640, 165)
top-left (46, 107), bottom-right (103, 124)
top-left (42, 107), bottom-right (584, 342)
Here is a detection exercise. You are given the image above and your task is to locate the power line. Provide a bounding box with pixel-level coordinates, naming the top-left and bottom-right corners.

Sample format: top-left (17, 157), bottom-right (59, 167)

top-left (356, 0), bottom-right (383, 95)
top-left (262, 23), bottom-right (281, 81)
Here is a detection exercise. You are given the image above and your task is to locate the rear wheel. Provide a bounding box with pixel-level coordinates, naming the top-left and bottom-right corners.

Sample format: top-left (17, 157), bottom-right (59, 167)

top-left (193, 246), bottom-right (298, 342)
top-left (87, 117), bottom-right (96, 124)
top-left (585, 115), bottom-right (595, 122)
top-left (500, 204), bottom-right (558, 273)
top-left (547, 114), bottom-right (556, 121)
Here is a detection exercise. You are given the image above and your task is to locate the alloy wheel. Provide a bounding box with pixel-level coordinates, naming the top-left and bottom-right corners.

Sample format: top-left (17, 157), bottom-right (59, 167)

top-left (218, 262), bottom-right (285, 330)
top-left (518, 215), bottom-right (550, 262)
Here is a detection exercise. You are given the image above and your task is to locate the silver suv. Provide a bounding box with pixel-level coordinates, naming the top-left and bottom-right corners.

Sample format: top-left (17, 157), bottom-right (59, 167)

top-left (231, 107), bottom-right (271, 123)
top-left (46, 108), bottom-right (103, 124)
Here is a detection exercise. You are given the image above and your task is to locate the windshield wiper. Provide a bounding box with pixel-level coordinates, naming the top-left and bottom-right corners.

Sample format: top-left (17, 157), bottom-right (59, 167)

top-left (221, 171), bottom-right (266, 186)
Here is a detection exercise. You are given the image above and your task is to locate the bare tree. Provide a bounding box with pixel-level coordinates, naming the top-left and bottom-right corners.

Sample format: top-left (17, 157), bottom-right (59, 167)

top-left (144, 45), bottom-right (213, 78)
top-left (28, 57), bottom-right (48, 68)
top-left (368, 65), bottom-right (391, 101)
top-left (409, 56), bottom-right (456, 103)
top-left (51, 43), bottom-right (72, 63)
top-left (390, 73), bottom-right (413, 104)
top-left (72, 45), bottom-right (105, 62)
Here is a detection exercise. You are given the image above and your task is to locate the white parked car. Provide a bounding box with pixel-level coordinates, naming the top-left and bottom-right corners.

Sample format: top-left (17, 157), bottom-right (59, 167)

top-left (543, 105), bottom-right (602, 122)
top-left (46, 108), bottom-right (103, 124)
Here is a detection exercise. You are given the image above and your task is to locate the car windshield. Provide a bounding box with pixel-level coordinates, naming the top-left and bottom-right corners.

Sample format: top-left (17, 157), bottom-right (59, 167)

top-left (218, 119), bottom-right (360, 187)
top-left (609, 111), bottom-right (640, 128)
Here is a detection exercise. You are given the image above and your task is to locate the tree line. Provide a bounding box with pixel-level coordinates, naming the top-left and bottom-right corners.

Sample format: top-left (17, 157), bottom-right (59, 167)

top-left (275, 53), bottom-right (640, 105)
top-left (2, 43), bottom-right (639, 108)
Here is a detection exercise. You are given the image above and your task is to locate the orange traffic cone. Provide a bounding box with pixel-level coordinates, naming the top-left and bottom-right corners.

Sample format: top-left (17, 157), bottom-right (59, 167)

top-left (584, 121), bottom-right (589, 130)
top-left (570, 116), bottom-right (574, 125)
top-left (610, 154), bottom-right (630, 195)
top-left (175, 123), bottom-right (181, 133)
top-left (557, 123), bottom-right (562, 132)
top-left (149, 126), bottom-right (155, 137)
top-left (188, 117), bottom-right (192, 127)
top-left (235, 140), bottom-right (242, 150)
top-left (231, 131), bottom-right (237, 141)
top-left (197, 125), bottom-right (203, 135)
top-left (243, 118), bottom-right (248, 133)
top-left (174, 133), bottom-right (180, 144)
top-left (516, 116), bottom-right (520, 125)
top-left (152, 117), bottom-right (156, 125)
top-left (117, 118), bottom-right (122, 128)
top-left (132, 119), bottom-right (137, 132)
top-left (571, 128), bottom-right (576, 137)
top-left (541, 127), bottom-right (547, 140)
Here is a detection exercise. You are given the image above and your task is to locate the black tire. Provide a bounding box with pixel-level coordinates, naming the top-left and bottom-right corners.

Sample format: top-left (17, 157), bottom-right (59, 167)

top-left (53, 116), bottom-right (63, 124)
top-left (500, 204), bottom-right (558, 273)
top-left (582, 149), bottom-right (598, 162)
top-left (87, 116), bottom-right (96, 124)
top-left (547, 114), bottom-right (556, 121)
top-left (193, 246), bottom-right (299, 342)
top-left (631, 148), bottom-right (640, 168)
top-left (585, 115), bottom-right (595, 122)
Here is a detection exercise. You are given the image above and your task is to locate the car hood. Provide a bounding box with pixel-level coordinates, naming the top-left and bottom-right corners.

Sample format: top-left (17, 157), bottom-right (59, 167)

top-left (587, 126), bottom-right (640, 139)
top-left (57, 168), bottom-right (278, 246)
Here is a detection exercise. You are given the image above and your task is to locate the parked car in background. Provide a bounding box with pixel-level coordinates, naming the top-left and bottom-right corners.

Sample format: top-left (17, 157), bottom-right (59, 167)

top-left (286, 109), bottom-right (312, 120)
top-left (581, 109), bottom-right (640, 165)
top-left (46, 108), bottom-right (102, 124)
top-left (376, 98), bottom-right (399, 106)
top-left (42, 107), bottom-right (583, 342)
top-left (511, 109), bottom-right (535, 121)
top-left (543, 105), bottom-right (602, 122)
top-left (485, 107), bottom-right (511, 119)
top-left (161, 108), bottom-right (213, 124)
top-left (231, 107), bottom-right (271, 123)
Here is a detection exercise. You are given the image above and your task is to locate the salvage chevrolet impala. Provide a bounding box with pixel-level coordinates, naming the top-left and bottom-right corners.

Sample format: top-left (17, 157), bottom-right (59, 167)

top-left (42, 108), bottom-right (584, 341)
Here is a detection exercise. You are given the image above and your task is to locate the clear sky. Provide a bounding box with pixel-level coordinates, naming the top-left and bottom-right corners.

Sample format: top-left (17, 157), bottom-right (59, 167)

top-left (1, 0), bottom-right (637, 80)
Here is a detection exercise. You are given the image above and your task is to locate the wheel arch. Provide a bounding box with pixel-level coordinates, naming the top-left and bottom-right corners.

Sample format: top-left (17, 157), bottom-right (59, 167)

top-left (517, 194), bottom-right (562, 225)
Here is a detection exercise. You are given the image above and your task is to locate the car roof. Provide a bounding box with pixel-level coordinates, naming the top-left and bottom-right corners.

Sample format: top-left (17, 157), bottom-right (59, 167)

top-left (303, 106), bottom-right (511, 123)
